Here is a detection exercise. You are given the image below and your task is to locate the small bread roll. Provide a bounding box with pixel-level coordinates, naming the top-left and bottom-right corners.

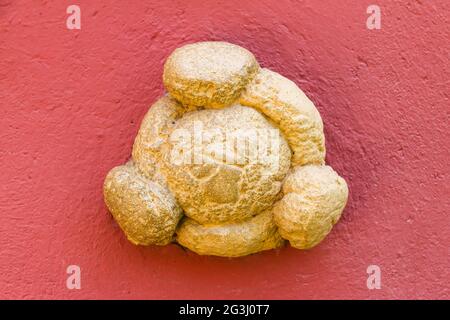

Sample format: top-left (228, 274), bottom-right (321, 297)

top-left (176, 210), bottom-right (285, 257)
top-left (132, 95), bottom-right (190, 186)
top-left (163, 41), bottom-right (259, 108)
top-left (103, 162), bottom-right (183, 245)
top-left (273, 165), bottom-right (348, 249)
top-left (240, 68), bottom-right (325, 166)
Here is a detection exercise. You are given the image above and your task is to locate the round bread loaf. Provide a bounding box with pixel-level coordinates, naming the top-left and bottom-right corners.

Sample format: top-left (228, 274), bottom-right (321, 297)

top-left (163, 41), bottom-right (259, 108)
top-left (273, 165), bottom-right (348, 249)
top-left (162, 104), bottom-right (291, 224)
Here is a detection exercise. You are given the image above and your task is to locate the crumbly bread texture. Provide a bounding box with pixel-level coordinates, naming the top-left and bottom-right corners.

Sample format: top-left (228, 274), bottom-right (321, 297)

top-left (132, 95), bottom-right (191, 186)
top-left (176, 210), bottom-right (285, 257)
top-left (103, 162), bottom-right (182, 245)
top-left (273, 165), bottom-right (348, 249)
top-left (240, 68), bottom-right (325, 166)
top-left (163, 41), bottom-right (259, 108)
top-left (161, 104), bottom-right (291, 224)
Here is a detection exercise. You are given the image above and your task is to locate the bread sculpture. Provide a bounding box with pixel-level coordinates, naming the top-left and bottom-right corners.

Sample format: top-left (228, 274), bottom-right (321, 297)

top-left (103, 41), bottom-right (348, 257)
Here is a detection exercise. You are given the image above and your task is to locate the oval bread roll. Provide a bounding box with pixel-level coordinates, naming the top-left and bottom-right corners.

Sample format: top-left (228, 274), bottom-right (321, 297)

top-left (103, 162), bottom-right (183, 245)
top-left (163, 41), bottom-right (259, 108)
top-left (273, 165), bottom-right (348, 249)
top-left (176, 210), bottom-right (285, 257)
top-left (240, 68), bottom-right (325, 166)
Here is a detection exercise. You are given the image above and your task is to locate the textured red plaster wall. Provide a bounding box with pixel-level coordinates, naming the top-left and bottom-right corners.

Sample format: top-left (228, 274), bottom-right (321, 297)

top-left (0, 0), bottom-right (449, 299)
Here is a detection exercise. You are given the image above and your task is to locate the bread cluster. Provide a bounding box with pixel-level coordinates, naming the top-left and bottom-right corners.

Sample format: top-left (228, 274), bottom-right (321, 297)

top-left (104, 41), bottom-right (348, 257)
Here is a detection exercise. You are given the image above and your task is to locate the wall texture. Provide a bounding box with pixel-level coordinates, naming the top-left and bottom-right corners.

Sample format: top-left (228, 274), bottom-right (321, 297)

top-left (0, 0), bottom-right (448, 299)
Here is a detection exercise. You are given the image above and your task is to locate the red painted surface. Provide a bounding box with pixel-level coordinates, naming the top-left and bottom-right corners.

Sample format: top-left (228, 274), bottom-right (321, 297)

top-left (0, 0), bottom-right (448, 300)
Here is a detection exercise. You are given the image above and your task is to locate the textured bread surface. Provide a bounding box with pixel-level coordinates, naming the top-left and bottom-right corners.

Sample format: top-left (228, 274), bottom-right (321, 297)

top-left (240, 68), bottom-right (325, 166)
top-left (273, 165), bottom-right (348, 249)
top-left (176, 210), bottom-right (285, 257)
top-left (103, 162), bottom-right (183, 245)
top-left (163, 41), bottom-right (259, 108)
top-left (103, 41), bottom-right (348, 257)
top-left (162, 104), bottom-right (291, 224)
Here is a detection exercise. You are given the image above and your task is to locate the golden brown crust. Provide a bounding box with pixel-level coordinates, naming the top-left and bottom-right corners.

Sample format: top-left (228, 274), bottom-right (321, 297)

top-left (131, 96), bottom-right (189, 186)
top-left (161, 104), bottom-right (291, 224)
top-left (176, 210), bottom-right (285, 257)
top-left (103, 162), bottom-right (183, 245)
top-left (240, 68), bottom-right (325, 166)
top-left (273, 165), bottom-right (348, 249)
top-left (163, 41), bottom-right (259, 108)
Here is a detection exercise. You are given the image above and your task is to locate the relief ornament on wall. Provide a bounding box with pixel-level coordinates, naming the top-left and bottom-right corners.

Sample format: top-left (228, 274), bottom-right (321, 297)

top-left (103, 41), bottom-right (349, 257)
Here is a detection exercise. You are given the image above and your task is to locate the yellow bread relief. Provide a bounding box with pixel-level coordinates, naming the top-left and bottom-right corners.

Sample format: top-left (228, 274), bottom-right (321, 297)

top-left (163, 41), bottom-right (259, 108)
top-left (131, 95), bottom-right (196, 186)
top-left (103, 41), bottom-right (348, 257)
top-left (176, 210), bottom-right (285, 258)
top-left (103, 162), bottom-right (183, 245)
top-left (161, 104), bottom-right (291, 225)
top-left (240, 68), bottom-right (325, 166)
top-left (273, 165), bottom-right (349, 249)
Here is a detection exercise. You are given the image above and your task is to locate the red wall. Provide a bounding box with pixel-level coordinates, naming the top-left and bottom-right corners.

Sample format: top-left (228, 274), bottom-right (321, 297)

top-left (1, 0), bottom-right (448, 299)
